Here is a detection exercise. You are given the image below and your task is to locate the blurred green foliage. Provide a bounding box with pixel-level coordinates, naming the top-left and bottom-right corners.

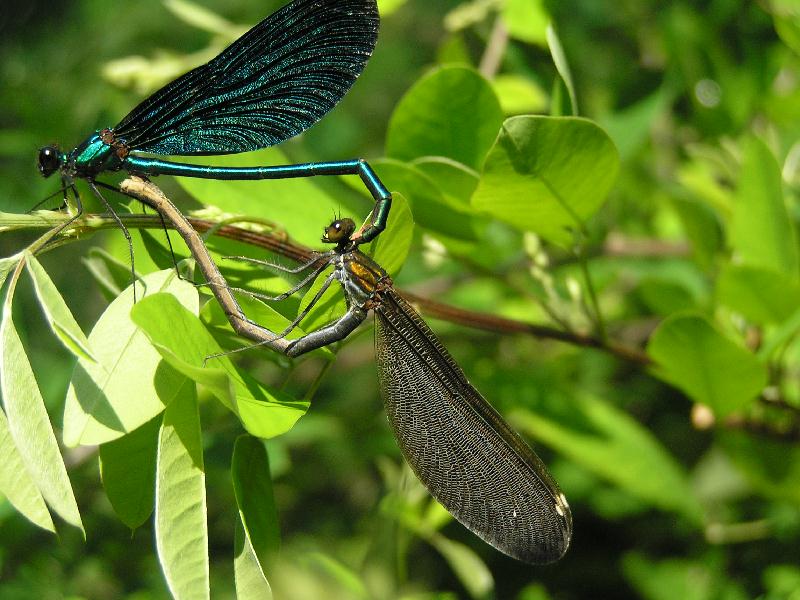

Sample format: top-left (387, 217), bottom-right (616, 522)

top-left (2, 0), bottom-right (800, 598)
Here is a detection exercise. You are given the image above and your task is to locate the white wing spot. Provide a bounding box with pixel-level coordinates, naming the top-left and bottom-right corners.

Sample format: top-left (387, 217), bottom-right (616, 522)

top-left (555, 493), bottom-right (569, 517)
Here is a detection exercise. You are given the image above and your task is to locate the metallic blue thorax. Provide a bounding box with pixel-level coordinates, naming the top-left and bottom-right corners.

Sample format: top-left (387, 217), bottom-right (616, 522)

top-left (68, 132), bottom-right (125, 178)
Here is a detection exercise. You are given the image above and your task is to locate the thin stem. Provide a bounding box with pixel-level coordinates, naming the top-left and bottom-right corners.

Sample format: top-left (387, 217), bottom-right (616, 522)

top-left (402, 291), bottom-right (650, 366)
top-left (5, 180), bottom-right (647, 366)
top-left (478, 17), bottom-right (508, 79)
top-left (578, 247), bottom-right (607, 341)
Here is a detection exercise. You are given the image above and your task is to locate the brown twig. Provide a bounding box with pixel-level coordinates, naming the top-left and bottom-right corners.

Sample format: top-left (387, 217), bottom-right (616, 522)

top-left (401, 292), bottom-right (652, 366)
top-left (117, 177), bottom-right (653, 366)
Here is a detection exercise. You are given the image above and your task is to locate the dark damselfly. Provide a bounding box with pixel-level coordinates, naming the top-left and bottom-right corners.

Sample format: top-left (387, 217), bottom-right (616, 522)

top-left (229, 217), bottom-right (573, 564)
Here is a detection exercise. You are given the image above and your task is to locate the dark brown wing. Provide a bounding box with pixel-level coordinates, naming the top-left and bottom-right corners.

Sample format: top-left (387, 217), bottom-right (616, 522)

top-left (374, 289), bottom-right (572, 564)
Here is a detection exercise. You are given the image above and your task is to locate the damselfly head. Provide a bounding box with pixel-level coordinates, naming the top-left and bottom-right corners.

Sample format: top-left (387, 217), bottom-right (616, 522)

top-left (37, 145), bottom-right (62, 178)
top-left (322, 218), bottom-right (356, 244)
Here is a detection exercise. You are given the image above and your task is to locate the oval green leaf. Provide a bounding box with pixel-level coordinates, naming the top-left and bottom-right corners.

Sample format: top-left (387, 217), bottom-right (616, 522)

top-left (717, 264), bottom-right (800, 324)
top-left (647, 313), bottom-right (767, 417)
top-left (730, 135), bottom-right (799, 275)
top-left (472, 116), bottom-right (619, 245)
top-left (386, 66), bottom-right (503, 170)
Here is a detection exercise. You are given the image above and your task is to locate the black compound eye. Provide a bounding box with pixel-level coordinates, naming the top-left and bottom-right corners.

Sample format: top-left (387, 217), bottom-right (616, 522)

top-left (322, 218), bottom-right (356, 243)
top-left (37, 146), bottom-right (62, 178)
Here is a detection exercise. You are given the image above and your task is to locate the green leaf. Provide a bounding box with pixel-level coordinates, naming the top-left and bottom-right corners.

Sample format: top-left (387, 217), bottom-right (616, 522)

top-left (599, 88), bottom-right (671, 160)
top-left (232, 436), bottom-right (280, 570)
top-left (99, 416), bottom-right (160, 529)
top-left (140, 227), bottom-right (189, 271)
top-left (637, 279), bottom-right (698, 316)
top-left (647, 314), bottom-right (767, 417)
top-left (546, 25), bottom-right (578, 115)
top-left (758, 306), bottom-right (800, 360)
top-left (622, 553), bottom-right (733, 600)
top-left (0, 407), bottom-right (54, 532)
top-left (63, 269), bottom-right (198, 446)
top-left (717, 264), bottom-right (800, 324)
top-left (513, 393), bottom-right (703, 522)
top-left (0, 255), bottom-right (21, 292)
top-left (131, 294), bottom-right (309, 439)
top-left (234, 519), bottom-right (273, 600)
top-left (670, 196), bottom-right (723, 268)
top-left (0, 277), bottom-right (83, 533)
top-left (377, 0), bottom-right (407, 16)
top-left (371, 159), bottom-right (478, 240)
top-left (427, 534), bottom-right (494, 600)
top-left (81, 247), bottom-right (135, 300)
top-left (472, 116), bottom-right (619, 245)
top-left (773, 10), bottom-right (800, 55)
top-left (175, 148), bottom-right (349, 247)
top-left (719, 429), bottom-right (800, 502)
top-left (200, 290), bottom-right (331, 360)
top-left (301, 553), bottom-right (368, 599)
top-left (386, 66), bottom-right (503, 170)
top-left (502, 0), bottom-right (549, 45)
top-left (491, 75), bottom-right (549, 115)
top-left (411, 157), bottom-right (480, 206)
top-left (155, 380), bottom-right (209, 600)
top-left (730, 135), bottom-right (799, 275)
top-left (26, 253), bottom-right (96, 362)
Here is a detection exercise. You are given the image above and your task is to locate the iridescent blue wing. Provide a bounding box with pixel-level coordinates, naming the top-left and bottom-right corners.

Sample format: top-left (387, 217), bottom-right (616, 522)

top-left (113, 0), bottom-right (379, 156)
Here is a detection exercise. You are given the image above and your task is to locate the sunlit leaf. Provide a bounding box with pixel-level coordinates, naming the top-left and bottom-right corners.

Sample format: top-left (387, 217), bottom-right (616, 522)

top-left (301, 553), bottom-right (368, 599)
top-left (730, 135), bottom-right (798, 275)
top-left (156, 381), bottom-right (209, 600)
top-left (0, 271), bottom-right (83, 533)
top-left (411, 157), bottom-right (480, 206)
top-left (600, 88), bottom-right (671, 160)
top-left (63, 269), bottom-right (198, 446)
top-left (546, 25), bottom-right (577, 115)
top-left (472, 116), bottom-right (619, 245)
top-left (131, 294), bottom-right (309, 438)
top-left (26, 252), bottom-right (96, 362)
top-left (427, 534), bottom-right (494, 599)
top-left (371, 160), bottom-right (477, 240)
top-left (717, 264), bottom-right (800, 325)
top-left (364, 192), bottom-right (414, 276)
top-left (0, 408), bottom-right (54, 532)
top-left (234, 519), bottom-right (273, 600)
top-left (386, 66), bottom-right (503, 170)
top-left (81, 247), bottom-right (134, 300)
top-left (491, 75), bottom-right (549, 115)
top-left (176, 148), bottom-right (349, 247)
top-left (502, 0), bottom-right (548, 45)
